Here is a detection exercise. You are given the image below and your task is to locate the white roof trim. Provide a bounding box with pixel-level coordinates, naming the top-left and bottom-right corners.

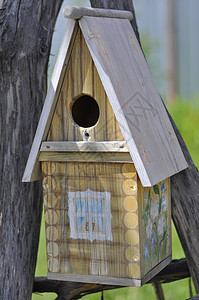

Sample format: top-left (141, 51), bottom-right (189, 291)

top-left (23, 14), bottom-right (187, 186)
top-left (63, 6), bottom-right (133, 21)
top-left (79, 16), bottom-right (187, 186)
top-left (22, 19), bottom-right (76, 182)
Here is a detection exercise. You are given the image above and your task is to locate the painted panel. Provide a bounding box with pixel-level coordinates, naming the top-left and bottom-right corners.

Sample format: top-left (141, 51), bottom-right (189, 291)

top-left (140, 178), bottom-right (171, 276)
top-left (68, 189), bottom-right (112, 242)
top-left (42, 161), bottom-right (142, 279)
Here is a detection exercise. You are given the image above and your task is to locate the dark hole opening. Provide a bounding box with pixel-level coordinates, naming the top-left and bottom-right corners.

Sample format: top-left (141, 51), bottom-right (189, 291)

top-left (84, 132), bottom-right (90, 138)
top-left (72, 95), bottom-right (100, 128)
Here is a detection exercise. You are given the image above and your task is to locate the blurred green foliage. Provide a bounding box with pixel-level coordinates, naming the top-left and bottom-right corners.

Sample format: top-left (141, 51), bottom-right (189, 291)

top-left (32, 100), bottom-right (199, 299)
top-left (168, 100), bottom-right (199, 169)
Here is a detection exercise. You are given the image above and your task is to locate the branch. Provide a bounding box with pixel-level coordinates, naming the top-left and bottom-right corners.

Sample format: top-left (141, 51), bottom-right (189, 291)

top-left (152, 282), bottom-right (165, 300)
top-left (148, 259), bottom-right (190, 284)
top-left (33, 259), bottom-right (190, 299)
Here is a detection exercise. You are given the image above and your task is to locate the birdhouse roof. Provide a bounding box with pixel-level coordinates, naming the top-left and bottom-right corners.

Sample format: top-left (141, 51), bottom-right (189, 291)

top-left (22, 7), bottom-right (187, 186)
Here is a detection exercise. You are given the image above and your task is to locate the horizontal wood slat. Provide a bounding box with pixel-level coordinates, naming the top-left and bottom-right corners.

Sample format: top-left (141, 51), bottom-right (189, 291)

top-left (47, 256), bottom-right (171, 286)
top-left (39, 152), bottom-right (132, 163)
top-left (47, 272), bottom-right (141, 287)
top-left (33, 259), bottom-right (191, 295)
top-left (40, 141), bottom-right (128, 152)
top-left (63, 6), bottom-right (133, 21)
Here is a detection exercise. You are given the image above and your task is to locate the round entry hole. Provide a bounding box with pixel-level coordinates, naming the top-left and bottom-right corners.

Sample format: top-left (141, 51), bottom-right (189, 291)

top-left (72, 95), bottom-right (100, 128)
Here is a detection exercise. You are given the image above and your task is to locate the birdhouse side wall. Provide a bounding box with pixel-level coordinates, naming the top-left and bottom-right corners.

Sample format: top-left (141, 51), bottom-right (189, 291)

top-left (42, 161), bottom-right (143, 284)
top-left (47, 25), bottom-right (124, 143)
top-left (138, 177), bottom-right (172, 279)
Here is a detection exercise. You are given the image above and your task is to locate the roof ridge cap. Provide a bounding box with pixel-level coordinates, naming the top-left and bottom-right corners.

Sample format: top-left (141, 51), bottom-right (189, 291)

top-left (63, 6), bottom-right (133, 21)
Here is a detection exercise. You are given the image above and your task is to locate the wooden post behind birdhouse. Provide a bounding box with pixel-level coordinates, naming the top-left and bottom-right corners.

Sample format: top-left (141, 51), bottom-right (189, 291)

top-left (23, 6), bottom-right (187, 286)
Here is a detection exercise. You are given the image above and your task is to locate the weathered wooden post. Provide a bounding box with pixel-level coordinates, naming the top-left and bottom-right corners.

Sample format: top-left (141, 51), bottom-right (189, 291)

top-left (23, 7), bottom-right (187, 287)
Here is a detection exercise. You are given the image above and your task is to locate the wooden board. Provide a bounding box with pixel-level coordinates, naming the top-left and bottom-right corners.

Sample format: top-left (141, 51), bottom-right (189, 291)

top-left (23, 16), bottom-right (187, 185)
top-left (42, 161), bottom-right (142, 281)
top-left (138, 177), bottom-right (172, 277)
top-left (47, 255), bottom-right (171, 286)
top-left (40, 141), bottom-right (128, 152)
top-left (22, 19), bottom-right (77, 182)
top-left (42, 160), bottom-right (171, 285)
top-left (63, 6), bottom-right (133, 21)
top-left (48, 272), bottom-right (142, 287)
top-left (79, 16), bottom-right (188, 186)
top-left (47, 26), bottom-right (124, 143)
top-left (39, 152), bottom-right (132, 163)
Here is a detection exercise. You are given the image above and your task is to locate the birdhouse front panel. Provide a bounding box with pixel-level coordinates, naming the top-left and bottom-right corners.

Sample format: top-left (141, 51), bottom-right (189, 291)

top-left (47, 24), bottom-right (123, 143)
top-left (42, 161), bottom-right (143, 285)
top-left (41, 157), bottom-right (171, 286)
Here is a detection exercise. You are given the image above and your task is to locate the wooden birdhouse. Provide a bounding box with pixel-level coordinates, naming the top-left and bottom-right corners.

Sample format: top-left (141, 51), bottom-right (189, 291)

top-left (23, 7), bottom-right (187, 286)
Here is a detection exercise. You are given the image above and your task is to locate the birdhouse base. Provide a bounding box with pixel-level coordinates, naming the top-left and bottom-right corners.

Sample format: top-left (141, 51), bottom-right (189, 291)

top-left (47, 255), bottom-right (171, 286)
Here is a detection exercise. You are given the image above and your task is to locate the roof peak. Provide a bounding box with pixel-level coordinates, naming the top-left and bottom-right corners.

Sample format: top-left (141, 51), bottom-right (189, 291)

top-left (63, 6), bottom-right (133, 21)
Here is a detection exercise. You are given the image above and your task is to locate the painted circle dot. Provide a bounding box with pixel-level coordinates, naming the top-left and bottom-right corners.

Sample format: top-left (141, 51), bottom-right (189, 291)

top-left (125, 230), bottom-right (139, 246)
top-left (44, 193), bottom-right (58, 208)
top-left (48, 257), bottom-right (59, 272)
top-left (43, 176), bottom-right (56, 192)
top-left (122, 179), bottom-right (137, 195)
top-left (42, 162), bottom-right (56, 175)
top-left (124, 196), bottom-right (138, 212)
top-left (125, 246), bottom-right (139, 262)
top-left (45, 210), bottom-right (58, 225)
top-left (133, 256), bottom-right (139, 262)
top-left (122, 164), bottom-right (136, 178)
top-left (124, 213), bottom-right (138, 229)
top-left (47, 242), bottom-right (59, 257)
top-left (128, 263), bottom-right (140, 278)
top-left (46, 226), bottom-right (58, 241)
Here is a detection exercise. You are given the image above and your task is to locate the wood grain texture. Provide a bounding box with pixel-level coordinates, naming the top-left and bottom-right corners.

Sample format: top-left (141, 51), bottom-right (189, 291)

top-left (79, 16), bottom-right (188, 186)
top-left (40, 141), bottom-right (128, 152)
top-left (63, 6), bottom-right (133, 20)
top-left (0, 1), bottom-right (63, 298)
top-left (47, 272), bottom-right (142, 287)
top-left (33, 258), bottom-right (190, 296)
top-left (39, 152), bottom-right (132, 163)
top-left (22, 19), bottom-right (77, 182)
top-left (90, 0), bottom-right (140, 47)
top-left (42, 160), bottom-right (172, 285)
top-left (4, 0), bottom-right (197, 297)
top-left (89, 0), bottom-right (199, 293)
top-left (42, 161), bottom-right (142, 284)
top-left (88, 0), bottom-right (199, 293)
top-left (47, 26), bottom-right (123, 143)
top-left (170, 118), bottom-right (199, 291)
top-left (24, 16), bottom-right (187, 186)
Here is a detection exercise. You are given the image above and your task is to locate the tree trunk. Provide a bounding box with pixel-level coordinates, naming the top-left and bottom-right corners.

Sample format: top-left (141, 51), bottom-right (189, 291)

top-left (0, 1), bottom-right (63, 298)
top-left (165, 0), bottom-right (177, 103)
top-left (1, 0), bottom-right (199, 299)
